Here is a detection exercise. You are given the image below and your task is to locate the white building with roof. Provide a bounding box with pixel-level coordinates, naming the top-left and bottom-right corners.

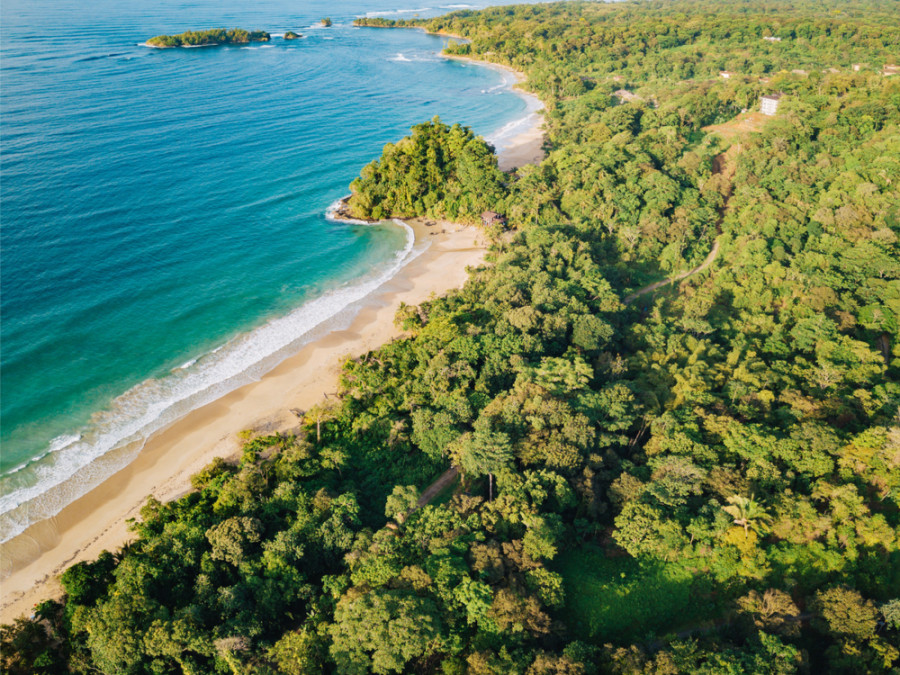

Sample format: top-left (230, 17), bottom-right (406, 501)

top-left (760, 93), bottom-right (782, 116)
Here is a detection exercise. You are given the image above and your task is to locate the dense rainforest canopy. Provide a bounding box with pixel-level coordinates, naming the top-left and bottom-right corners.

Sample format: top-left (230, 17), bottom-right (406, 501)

top-left (5, 1), bottom-right (899, 673)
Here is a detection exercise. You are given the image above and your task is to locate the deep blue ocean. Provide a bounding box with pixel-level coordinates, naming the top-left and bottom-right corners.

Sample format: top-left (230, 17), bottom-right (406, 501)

top-left (0, 0), bottom-right (535, 540)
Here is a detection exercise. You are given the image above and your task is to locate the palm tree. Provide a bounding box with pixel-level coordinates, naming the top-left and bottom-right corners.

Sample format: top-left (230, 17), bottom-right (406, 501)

top-left (723, 495), bottom-right (772, 536)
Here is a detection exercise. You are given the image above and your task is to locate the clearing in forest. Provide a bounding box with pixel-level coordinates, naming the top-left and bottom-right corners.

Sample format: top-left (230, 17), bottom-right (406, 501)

top-left (624, 109), bottom-right (770, 304)
top-left (702, 110), bottom-right (770, 141)
top-left (555, 544), bottom-right (727, 643)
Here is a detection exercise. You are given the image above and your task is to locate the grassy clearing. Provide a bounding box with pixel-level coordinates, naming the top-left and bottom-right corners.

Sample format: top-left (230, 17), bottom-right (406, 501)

top-left (703, 110), bottom-right (770, 141)
top-left (554, 544), bottom-right (725, 644)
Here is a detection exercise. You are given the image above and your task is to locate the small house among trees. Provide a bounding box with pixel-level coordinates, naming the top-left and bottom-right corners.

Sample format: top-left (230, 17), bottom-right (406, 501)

top-left (613, 88), bottom-right (642, 103)
top-left (481, 211), bottom-right (506, 227)
top-left (760, 93), bottom-right (782, 116)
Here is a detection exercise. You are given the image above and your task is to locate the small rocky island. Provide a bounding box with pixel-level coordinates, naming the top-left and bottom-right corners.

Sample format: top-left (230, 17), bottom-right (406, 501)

top-left (146, 28), bottom-right (271, 47)
top-left (321, 18), bottom-right (333, 27)
top-left (284, 31), bottom-right (302, 40)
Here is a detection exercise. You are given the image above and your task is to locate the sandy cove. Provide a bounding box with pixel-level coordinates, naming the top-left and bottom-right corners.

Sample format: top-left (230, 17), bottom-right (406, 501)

top-left (0, 118), bottom-right (545, 622)
top-left (0, 44), bottom-right (546, 619)
top-left (442, 54), bottom-right (546, 171)
top-left (0, 219), bottom-right (482, 621)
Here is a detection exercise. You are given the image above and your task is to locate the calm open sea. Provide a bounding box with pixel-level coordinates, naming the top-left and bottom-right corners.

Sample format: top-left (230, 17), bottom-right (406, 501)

top-left (0, 0), bottom-right (533, 541)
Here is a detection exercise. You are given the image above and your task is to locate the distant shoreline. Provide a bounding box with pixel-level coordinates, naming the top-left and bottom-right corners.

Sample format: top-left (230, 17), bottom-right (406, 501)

top-left (354, 23), bottom-right (469, 43)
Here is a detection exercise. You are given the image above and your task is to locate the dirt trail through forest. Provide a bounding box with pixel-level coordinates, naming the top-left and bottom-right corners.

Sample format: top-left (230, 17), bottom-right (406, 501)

top-left (624, 141), bottom-right (743, 304)
top-left (623, 238), bottom-right (722, 303)
top-left (416, 466), bottom-right (460, 509)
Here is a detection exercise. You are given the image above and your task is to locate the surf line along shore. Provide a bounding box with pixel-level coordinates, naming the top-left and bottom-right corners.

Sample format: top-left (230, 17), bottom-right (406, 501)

top-left (0, 102), bottom-right (545, 623)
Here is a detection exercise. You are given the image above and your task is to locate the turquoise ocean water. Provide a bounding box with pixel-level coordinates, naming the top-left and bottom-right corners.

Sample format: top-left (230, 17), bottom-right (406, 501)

top-left (0, 0), bottom-right (537, 541)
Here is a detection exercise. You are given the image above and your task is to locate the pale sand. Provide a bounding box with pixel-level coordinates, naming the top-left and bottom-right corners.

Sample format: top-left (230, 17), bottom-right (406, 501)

top-left (0, 62), bottom-right (546, 623)
top-left (497, 123), bottom-right (545, 172)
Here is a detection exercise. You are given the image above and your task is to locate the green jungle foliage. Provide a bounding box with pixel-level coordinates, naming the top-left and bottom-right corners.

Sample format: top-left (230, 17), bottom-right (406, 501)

top-left (555, 546), bottom-right (720, 643)
top-left (354, 18), bottom-right (400, 28)
top-left (147, 29), bottom-right (270, 47)
top-left (5, 1), bottom-right (899, 673)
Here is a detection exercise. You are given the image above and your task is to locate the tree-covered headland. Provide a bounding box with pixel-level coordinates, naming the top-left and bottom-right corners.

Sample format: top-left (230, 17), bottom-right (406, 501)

top-left (346, 118), bottom-right (507, 223)
top-left (147, 29), bottom-right (271, 47)
top-left (5, 1), bottom-right (900, 673)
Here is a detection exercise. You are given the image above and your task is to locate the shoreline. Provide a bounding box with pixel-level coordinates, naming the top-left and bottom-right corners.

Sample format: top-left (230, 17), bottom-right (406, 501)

top-left (0, 51), bottom-right (546, 625)
top-left (355, 23), bottom-right (546, 167)
top-left (442, 55), bottom-right (545, 169)
top-left (0, 218), bottom-right (486, 621)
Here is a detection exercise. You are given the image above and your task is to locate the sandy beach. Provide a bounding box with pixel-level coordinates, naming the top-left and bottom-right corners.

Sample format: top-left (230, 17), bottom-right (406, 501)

top-left (498, 122), bottom-right (545, 172)
top-left (0, 108), bottom-right (545, 622)
top-left (0, 218), bottom-right (483, 621)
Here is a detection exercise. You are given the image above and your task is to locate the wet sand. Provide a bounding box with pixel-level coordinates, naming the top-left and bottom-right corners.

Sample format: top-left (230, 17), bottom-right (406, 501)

top-left (445, 54), bottom-right (546, 170)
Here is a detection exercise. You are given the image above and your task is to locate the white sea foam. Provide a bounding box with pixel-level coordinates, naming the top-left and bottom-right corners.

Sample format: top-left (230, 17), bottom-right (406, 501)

top-left (482, 80), bottom-right (509, 94)
top-left (48, 434), bottom-right (82, 454)
top-left (459, 59), bottom-right (545, 152)
top-left (0, 219), bottom-right (420, 544)
top-left (365, 7), bottom-right (432, 16)
top-left (388, 50), bottom-right (440, 63)
top-left (485, 111), bottom-right (541, 151)
top-left (325, 197), bottom-right (372, 225)
top-left (2, 435), bottom-right (82, 477)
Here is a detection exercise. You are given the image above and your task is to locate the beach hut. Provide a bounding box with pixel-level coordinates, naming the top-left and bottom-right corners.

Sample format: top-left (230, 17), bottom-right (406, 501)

top-left (481, 211), bottom-right (506, 228)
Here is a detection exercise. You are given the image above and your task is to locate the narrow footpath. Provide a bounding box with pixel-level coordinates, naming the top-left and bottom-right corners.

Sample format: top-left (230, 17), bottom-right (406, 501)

top-left (415, 466), bottom-right (459, 510)
top-left (623, 143), bottom-right (742, 304)
top-left (623, 238), bottom-right (721, 304)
